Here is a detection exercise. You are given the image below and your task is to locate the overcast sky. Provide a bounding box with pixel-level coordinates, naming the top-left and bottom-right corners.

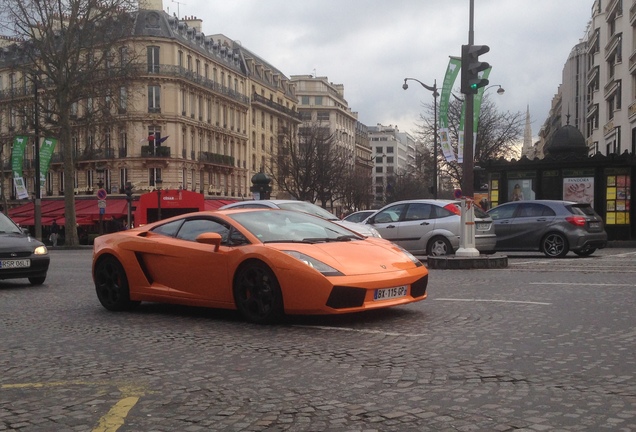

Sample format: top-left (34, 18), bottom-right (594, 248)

top-left (168, 0), bottom-right (593, 142)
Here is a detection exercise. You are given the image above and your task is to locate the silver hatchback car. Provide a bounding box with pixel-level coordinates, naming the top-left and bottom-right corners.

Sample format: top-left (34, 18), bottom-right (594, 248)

top-left (487, 200), bottom-right (608, 257)
top-left (365, 199), bottom-right (497, 256)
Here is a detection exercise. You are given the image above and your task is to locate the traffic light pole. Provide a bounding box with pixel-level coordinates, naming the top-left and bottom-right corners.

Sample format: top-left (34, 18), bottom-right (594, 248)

top-left (456, 0), bottom-right (479, 257)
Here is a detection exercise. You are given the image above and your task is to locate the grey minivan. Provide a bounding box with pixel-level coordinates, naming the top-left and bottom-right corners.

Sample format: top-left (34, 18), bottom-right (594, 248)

top-left (487, 200), bottom-right (607, 257)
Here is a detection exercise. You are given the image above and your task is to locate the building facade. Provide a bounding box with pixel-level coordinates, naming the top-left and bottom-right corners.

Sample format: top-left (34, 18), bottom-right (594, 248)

top-left (0, 0), bottom-right (300, 208)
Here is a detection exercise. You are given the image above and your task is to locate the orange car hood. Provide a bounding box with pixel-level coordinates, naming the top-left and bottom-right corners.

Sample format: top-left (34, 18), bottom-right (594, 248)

top-left (266, 239), bottom-right (416, 275)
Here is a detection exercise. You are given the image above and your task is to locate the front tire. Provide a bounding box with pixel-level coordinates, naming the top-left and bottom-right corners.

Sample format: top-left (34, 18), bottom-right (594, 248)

top-left (427, 236), bottom-right (453, 256)
top-left (94, 256), bottom-right (140, 311)
top-left (28, 276), bottom-right (46, 285)
top-left (542, 233), bottom-right (569, 258)
top-left (233, 261), bottom-right (283, 324)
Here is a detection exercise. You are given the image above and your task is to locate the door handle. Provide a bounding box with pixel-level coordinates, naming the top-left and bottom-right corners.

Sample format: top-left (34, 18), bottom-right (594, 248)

top-left (387, 224), bottom-right (396, 229)
top-left (420, 221), bottom-right (430, 225)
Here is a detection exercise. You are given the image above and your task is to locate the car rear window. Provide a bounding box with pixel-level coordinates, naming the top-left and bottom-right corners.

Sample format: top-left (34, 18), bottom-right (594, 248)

top-left (568, 203), bottom-right (596, 216)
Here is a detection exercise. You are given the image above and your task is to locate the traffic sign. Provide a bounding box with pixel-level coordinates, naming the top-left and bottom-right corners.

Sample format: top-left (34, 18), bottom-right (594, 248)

top-left (97, 188), bottom-right (107, 200)
top-left (453, 189), bottom-right (463, 199)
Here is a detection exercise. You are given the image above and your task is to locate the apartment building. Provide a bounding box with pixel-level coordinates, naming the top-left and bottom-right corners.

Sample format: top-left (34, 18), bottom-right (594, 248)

top-left (541, 0), bottom-right (636, 157)
top-left (0, 0), bottom-right (299, 204)
top-left (367, 124), bottom-right (416, 206)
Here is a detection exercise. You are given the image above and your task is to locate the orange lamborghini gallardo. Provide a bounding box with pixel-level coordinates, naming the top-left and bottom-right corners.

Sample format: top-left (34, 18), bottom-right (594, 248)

top-left (92, 208), bottom-right (428, 324)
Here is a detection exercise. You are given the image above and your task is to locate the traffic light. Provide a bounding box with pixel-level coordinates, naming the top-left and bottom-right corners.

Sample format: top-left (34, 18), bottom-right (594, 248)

top-left (461, 44), bottom-right (490, 94)
top-left (124, 181), bottom-right (133, 202)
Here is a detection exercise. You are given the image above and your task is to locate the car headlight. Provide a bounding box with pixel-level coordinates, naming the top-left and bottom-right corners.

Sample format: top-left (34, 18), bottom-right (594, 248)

top-left (283, 251), bottom-right (344, 276)
top-left (367, 226), bottom-right (382, 238)
top-left (396, 246), bottom-right (423, 267)
top-left (34, 245), bottom-right (48, 255)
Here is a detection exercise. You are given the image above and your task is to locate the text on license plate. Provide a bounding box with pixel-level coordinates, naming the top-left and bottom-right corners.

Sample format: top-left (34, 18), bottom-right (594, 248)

top-left (374, 285), bottom-right (408, 301)
top-left (476, 223), bottom-right (489, 230)
top-left (0, 259), bottom-right (30, 269)
top-left (589, 222), bottom-right (600, 229)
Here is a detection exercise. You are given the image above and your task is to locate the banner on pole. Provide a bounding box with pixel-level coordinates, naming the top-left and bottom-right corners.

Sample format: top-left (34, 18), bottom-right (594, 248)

top-left (439, 57), bottom-right (461, 162)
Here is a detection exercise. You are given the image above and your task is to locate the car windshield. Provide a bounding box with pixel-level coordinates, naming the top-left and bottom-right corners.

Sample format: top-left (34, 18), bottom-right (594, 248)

top-left (0, 212), bottom-right (23, 234)
top-left (229, 210), bottom-right (362, 243)
top-left (276, 201), bottom-right (339, 221)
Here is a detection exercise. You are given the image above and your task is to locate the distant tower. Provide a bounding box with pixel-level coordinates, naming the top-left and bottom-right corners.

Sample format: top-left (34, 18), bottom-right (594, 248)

top-left (521, 105), bottom-right (534, 158)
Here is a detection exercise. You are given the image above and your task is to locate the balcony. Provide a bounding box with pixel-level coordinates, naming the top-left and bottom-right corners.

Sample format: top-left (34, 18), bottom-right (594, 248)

top-left (141, 145), bottom-right (170, 157)
top-left (197, 151), bottom-right (234, 167)
top-left (251, 93), bottom-right (302, 121)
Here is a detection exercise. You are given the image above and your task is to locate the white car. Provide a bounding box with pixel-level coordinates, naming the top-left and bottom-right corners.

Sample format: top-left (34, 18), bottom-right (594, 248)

top-left (219, 200), bottom-right (382, 238)
top-left (365, 199), bottom-right (496, 256)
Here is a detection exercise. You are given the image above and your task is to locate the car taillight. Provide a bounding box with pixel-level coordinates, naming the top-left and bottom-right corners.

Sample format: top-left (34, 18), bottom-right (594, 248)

top-left (444, 203), bottom-right (461, 216)
top-left (565, 216), bottom-right (586, 227)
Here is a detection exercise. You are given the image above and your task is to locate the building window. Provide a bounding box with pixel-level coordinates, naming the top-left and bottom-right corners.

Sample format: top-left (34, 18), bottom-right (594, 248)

top-left (147, 46), bottom-right (160, 73)
top-left (315, 96), bottom-right (323, 105)
top-left (149, 168), bottom-right (162, 186)
top-left (148, 85), bottom-right (160, 113)
top-left (301, 96), bottom-right (309, 105)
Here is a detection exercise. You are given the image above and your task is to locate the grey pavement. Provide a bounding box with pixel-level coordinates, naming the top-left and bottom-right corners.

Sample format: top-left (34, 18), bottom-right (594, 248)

top-left (1, 248), bottom-right (636, 431)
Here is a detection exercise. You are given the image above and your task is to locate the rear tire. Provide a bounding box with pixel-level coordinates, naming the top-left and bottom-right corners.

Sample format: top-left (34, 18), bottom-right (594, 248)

top-left (94, 256), bottom-right (140, 311)
top-left (542, 233), bottom-right (569, 258)
top-left (233, 261), bottom-right (283, 324)
top-left (427, 236), bottom-right (453, 256)
top-left (574, 247), bottom-right (596, 257)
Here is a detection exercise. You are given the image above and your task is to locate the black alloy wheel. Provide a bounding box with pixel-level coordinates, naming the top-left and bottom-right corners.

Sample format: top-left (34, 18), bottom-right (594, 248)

top-left (542, 233), bottom-right (569, 258)
top-left (94, 256), bottom-right (140, 311)
top-left (233, 261), bottom-right (283, 324)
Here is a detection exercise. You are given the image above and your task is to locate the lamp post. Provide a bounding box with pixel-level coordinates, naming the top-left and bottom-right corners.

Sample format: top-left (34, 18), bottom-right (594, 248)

top-left (402, 78), bottom-right (439, 199)
top-left (155, 178), bottom-right (163, 221)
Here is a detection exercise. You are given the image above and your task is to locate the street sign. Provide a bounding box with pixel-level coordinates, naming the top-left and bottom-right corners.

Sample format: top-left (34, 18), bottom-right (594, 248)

top-left (454, 189), bottom-right (463, 199)
top-left (97, 188), bottom-right (107, 200)
top-left (98, 200), bottom-right (107, 209)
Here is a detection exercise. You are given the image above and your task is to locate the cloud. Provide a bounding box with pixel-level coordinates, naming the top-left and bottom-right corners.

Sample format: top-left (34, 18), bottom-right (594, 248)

top-left (182, 0), bottom-right (593, 140)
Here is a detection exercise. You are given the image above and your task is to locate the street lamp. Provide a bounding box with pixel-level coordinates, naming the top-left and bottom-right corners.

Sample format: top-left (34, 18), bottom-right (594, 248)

top-left (403, 78), bottom-right (439, 199)
top-left (155, 178), bottom-right (163, 221)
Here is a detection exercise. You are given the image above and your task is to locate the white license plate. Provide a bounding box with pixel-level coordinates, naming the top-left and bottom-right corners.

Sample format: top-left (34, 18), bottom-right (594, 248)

top-left (374, 285), bottom-right (408, 301)
top-left (476, 223), bottom-right (489, 230)
top-left (0, 259), bottom-right (31, 269)
top-left (589, 222), bottom-right (600, 229)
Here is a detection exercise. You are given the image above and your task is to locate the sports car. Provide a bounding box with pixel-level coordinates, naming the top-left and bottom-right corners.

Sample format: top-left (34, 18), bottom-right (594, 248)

top-left (92, 208), bottom-right (428, 324)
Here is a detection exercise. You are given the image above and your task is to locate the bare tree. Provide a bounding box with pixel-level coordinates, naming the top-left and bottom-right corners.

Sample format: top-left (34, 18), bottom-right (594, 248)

top-left (0, 0), bottom-right (139, 245)
top-left (417, 95), bottom-right (523, 189)
top-left (273, 124), bottom-right (348, 208)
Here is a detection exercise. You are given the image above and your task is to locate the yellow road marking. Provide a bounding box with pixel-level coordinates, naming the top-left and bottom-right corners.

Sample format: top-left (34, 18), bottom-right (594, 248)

top-left (1, 381), bottom-right (145, 432)
top-left (93, 396), bottom-right (140, 432)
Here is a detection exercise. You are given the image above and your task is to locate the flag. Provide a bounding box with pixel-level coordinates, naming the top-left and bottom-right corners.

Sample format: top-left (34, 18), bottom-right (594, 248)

top-left (158, 135), bottom-right (169, 144)
top-left (439, 57), bottom-right (461, 162)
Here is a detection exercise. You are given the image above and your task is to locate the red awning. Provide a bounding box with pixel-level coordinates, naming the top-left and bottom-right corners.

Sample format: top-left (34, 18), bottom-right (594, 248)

top-left (8, 198), bottom-right (133, 226)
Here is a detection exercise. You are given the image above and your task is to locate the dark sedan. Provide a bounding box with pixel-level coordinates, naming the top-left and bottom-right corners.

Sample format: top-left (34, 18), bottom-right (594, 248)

top-left (487, 200), bottom-right (607, 257)
top-left (0, 212), bottom-right (50, 285)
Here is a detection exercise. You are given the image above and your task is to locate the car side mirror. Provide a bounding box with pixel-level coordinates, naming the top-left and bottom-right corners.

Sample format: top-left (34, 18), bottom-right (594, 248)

top-left (22, 227), bottom-right (30, 236)
top-left (196, 232), bottom-right (222, 251)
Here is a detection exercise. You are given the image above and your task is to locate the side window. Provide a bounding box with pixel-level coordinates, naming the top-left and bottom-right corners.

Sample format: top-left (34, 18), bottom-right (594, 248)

top-left (488, 204), bottom-right (517, 220)
top-left (404, 203), bottom-right (432, 221)
top-left (176, 219), bottom-right (230, 242)
top-left (151, 219), bottom-right (184, 237)
top-left (518, 204), bottom-right (554, 217)
top-left (373, 204), bottom-right (406, 223)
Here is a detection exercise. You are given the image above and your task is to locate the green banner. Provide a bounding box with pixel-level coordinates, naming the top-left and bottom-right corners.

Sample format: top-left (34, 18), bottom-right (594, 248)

top-left (39, 137), bottom-right (57, 183)
top-left (439, 57), bottom-right (461, 162)
top-left (11, 135), bottom-right (28, 178)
